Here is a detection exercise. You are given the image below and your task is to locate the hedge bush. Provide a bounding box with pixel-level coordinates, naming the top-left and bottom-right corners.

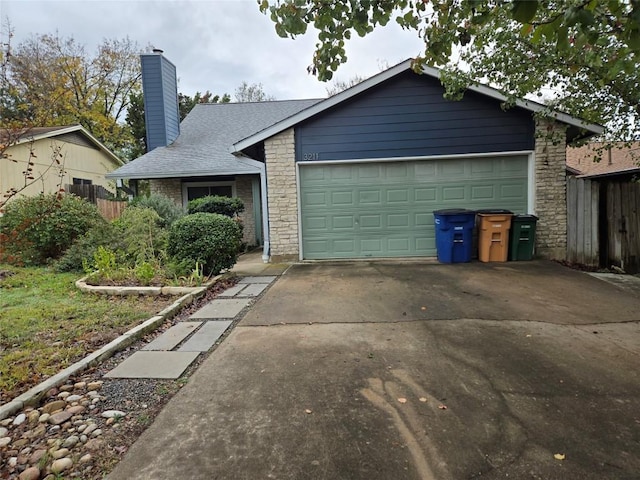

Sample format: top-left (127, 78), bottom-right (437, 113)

top-left (187, 195), bottom-right (244, 217)
top-left (53, 221), bottom-right (122, 272)
top-left (0, 193), bottom-right (105, 265)
top-left (55, 206), bottom-right (169, 272)
top-left (167, 213), bottom-right (243, 275)
top-left (130, 194), bottom-right (184, 227)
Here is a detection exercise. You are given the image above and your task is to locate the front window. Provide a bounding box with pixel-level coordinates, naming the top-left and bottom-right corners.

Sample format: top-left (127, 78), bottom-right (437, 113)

top-left (182, 181), bottom-right (236, 208)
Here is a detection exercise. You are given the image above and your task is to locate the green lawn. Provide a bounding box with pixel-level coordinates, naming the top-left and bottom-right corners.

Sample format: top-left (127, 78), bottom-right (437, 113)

top-left (0, 265), bottom-right (175, 402)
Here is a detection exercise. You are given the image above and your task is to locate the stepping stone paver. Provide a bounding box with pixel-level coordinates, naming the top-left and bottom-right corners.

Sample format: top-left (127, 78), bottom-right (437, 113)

top-left (236, 283), bottom-right (269, 297)
top-left (141, 322), bottom-right (202, 351)
top-left (190, 298), bottom-right (252, 319)
top-left (218, 284), bottom-right (248, 297)
top-left (104, 351), bottom-right (200, 379)
top-left (238, 276), bottom-right (276, 284)
top-left (177, 321), bottom-right (233, 352)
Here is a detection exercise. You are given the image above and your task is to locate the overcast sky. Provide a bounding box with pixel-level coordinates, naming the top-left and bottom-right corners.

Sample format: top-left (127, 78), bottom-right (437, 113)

top-left (2, 0), bottom-right (425, 100)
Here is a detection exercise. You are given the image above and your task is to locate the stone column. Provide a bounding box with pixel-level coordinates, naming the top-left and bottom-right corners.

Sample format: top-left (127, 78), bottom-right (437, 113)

top-left (534, 120), bottom-right (568, 259)
top-left (264, 128), bottom-right (299, 261)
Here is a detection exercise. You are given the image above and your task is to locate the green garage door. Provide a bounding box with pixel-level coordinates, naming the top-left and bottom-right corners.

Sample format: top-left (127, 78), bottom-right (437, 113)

top-left (299, 156), bottom-right (529, 259)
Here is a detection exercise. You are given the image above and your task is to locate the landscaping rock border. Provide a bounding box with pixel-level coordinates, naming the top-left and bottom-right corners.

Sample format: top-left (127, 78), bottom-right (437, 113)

top-left (75, 276), bottom-right (217, 296)
top-left (0, 275), bottom-right (222, 421)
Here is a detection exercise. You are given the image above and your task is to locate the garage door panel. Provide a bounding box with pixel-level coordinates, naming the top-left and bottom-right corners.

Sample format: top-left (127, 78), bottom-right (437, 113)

top-left (387, 189), bottom-right (410, 203)
top-left (415, 187), bottom-right (437, 202)
top-left (331, 191), bottom-right (354, 205)
top-left (471, 185), bottom-right (495, 200)
top-left (359, 190), bottom-right (381, 204)
top-left (300, 156), bottom-right (528, 259)
top-left (441, 186), bottom-right (466, 201)
top-left (439, 161), bottom-right (466, 176)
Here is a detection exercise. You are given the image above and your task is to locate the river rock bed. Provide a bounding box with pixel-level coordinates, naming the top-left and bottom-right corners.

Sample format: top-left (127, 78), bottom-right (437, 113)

top-left (0, 277), bottom-right (238, 479)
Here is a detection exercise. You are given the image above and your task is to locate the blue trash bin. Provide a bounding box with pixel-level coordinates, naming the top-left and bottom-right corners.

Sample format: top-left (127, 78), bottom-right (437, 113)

top-left (433, 209), bottom-right (476, 263)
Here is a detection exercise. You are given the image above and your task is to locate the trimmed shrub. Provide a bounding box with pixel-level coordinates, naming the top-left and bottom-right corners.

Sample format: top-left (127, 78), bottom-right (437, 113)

top-left (130, 193), bottom-right (184, 227)
top-left (187, 195), bottom-right (244, 217)
top-left (167, 213), bottom-right (243, 275)
top-left (0, 193), bottom-right (104, 265)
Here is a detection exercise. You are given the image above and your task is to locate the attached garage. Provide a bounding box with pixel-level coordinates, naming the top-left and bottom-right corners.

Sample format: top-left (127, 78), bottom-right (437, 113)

top-left (230, 60), bottom-right (602, 262)
top-left (299, 155), bottom-right (529, 259)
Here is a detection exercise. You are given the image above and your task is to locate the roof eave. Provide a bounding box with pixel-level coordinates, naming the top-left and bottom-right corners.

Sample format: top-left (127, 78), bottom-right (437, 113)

top-left (232, 60), bottom-right (603, 152)
top-left (106, 168), bottom-right (261, 180)
top-left (16, 125), bottom-right (125, 166)
top-left (578, 168), bottom-right (640, 179)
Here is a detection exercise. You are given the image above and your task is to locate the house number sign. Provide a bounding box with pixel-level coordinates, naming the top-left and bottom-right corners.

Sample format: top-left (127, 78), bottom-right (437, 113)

top-left (303, 153), bottom-right (320, 161)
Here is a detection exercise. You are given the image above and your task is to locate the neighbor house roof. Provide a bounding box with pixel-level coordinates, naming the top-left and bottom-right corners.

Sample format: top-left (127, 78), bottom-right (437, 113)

top-left (3, 124), bottom-right (123, 166)
top-left (107, 99), bottom-right (321, 179)
top-left (232, 59), bottom-right (604, 153)
top-left (566, 142), bottom-right (640, 178)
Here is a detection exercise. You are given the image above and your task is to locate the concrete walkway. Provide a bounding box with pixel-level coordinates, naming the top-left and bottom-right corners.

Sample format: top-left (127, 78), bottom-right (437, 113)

top-left (103, 250), bottom-right (287, 380)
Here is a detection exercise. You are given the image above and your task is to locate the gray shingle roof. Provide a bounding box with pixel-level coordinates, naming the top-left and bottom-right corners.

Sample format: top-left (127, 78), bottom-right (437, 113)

top-left (107, 99), bottom-right (321, 179)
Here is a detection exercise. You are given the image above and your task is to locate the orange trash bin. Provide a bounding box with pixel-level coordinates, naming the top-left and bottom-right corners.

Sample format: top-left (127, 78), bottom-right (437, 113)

top-left (477, 210), bottom-right (513, 262)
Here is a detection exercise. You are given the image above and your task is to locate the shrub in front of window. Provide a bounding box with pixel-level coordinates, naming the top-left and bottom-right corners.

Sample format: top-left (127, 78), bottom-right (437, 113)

top-left (167, 212), bottom-right (243, 275)
top-left (187, 195), bottom-right (244, 217)
top-left (130, 193), bottom-right (184, 227)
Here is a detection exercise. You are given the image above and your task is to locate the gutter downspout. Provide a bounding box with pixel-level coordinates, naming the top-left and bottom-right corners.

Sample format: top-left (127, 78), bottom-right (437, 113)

top-left (236, 156), bottom-right (270, 263)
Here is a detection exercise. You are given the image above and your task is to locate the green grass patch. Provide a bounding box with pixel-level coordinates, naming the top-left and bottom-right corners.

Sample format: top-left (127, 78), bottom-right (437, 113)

top-left (0, 265), bottom-right (176, 401)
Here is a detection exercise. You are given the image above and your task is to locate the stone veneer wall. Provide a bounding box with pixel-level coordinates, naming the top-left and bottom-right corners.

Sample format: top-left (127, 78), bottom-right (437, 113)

top-left (149, 179), bottom-right (182, 205)
top-left (235, 175), bottom-right (257, 246)
top-left (264, 128), bottom-right (299, 260)
top-left (534, 120), bottom-right (568, 259)
top-left (149, 176), bottom-right (258, 246)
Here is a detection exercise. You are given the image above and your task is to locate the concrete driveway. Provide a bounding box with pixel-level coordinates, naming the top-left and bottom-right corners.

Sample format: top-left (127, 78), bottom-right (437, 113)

top-left (108, 260), bottom-right (640, 480)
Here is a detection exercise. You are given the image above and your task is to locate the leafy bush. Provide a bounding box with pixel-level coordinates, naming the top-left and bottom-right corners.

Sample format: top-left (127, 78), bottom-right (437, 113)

top-left (130, 194), bottom-right (184, 227)
top-left (167, 213), bottom-right (243, 275)
top-left (54, 221), bottom-right (122, 272)
top-left (187, 195), bottom-right (244, 217)
top-left (0, 193), bottom-right (104, 265)
top-left (55, 206), bottom-right (170, 273)
top-left (113, 206), bottom-right (168, 265)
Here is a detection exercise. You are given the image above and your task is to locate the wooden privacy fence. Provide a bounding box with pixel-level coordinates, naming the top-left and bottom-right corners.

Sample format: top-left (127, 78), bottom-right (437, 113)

top-left (567, 176), bottom-right (640, 273)
top-left (567, 177), bottom-right (599, 267)
top-left (66, 184), bottom-right (127, 221)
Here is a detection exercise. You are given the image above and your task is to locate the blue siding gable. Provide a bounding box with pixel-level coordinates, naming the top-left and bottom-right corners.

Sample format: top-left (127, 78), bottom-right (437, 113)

top-left (295, 71), bottom-right (535, 162)
top-left (141, 53), bottom-right (180, 152)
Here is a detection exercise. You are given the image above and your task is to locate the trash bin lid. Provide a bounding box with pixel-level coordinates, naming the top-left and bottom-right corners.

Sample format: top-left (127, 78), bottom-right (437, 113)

top-left (475, 209), bottom-right (513, 215)
top-left (513, 214), bottom-right (538, 221)
top-left (433, 208), bottom-right (474, 215)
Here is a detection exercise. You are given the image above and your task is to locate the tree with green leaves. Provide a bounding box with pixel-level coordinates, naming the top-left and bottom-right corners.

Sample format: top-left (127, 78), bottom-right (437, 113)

top-left (3, 31), bottom-right (142, 155)
top-left (260, 0), bottom-right (640, 140)
top-left (179, 91), bottom-right (231, 120)
top-left (125, 90), bottom-right (231, 159)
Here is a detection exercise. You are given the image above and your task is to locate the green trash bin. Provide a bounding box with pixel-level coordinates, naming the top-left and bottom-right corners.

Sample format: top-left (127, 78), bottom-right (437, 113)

top-left (509, 214), bottom-right (538, 261)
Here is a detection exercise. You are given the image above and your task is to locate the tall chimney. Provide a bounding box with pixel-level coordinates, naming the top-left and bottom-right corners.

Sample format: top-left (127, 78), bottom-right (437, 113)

top-left (140, 49), bottom-right (180, 152)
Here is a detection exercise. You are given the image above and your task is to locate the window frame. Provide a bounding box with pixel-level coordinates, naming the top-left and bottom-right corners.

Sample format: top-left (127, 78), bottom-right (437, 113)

top-left (181, 181), bottom-right (237, 209)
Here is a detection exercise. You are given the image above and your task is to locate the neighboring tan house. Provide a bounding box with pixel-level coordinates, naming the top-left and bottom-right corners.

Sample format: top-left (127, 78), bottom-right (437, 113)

top-left (1, 125), bottom-right (123, 201)
top-left (108, 51), bottom-right (602, 262)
